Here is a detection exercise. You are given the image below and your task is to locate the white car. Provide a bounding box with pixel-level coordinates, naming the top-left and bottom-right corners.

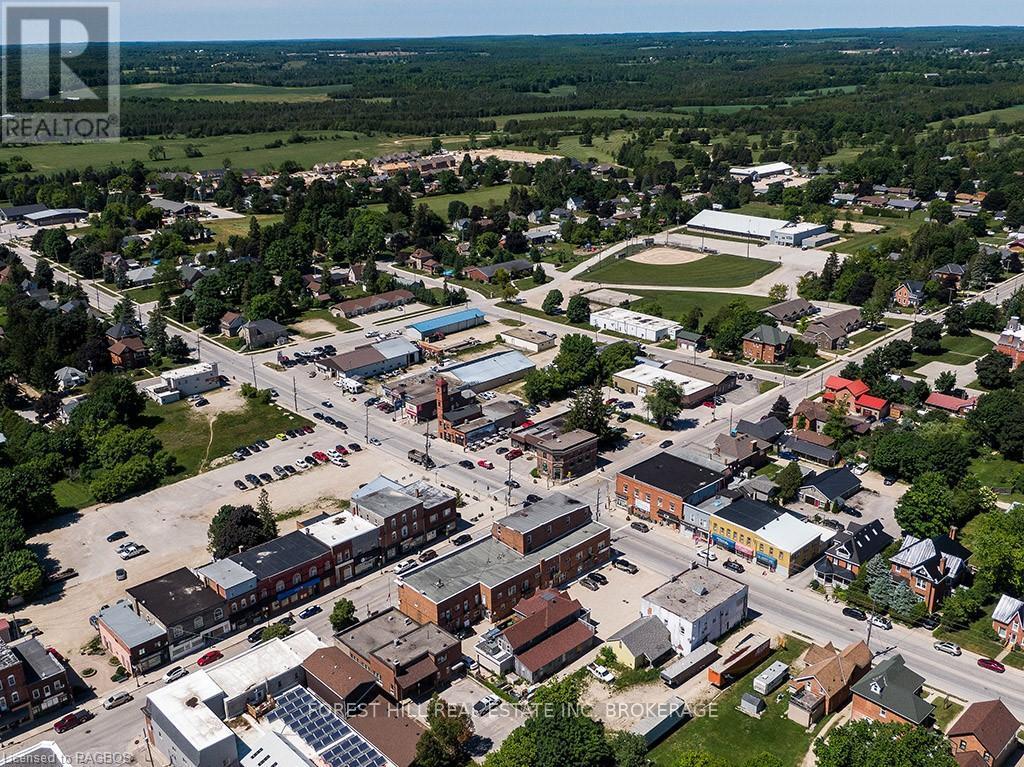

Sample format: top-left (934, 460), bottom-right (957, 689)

top-left (933, 640), bottom-right (962, 656)
top-left (369, 437), bottom-right (382, 446)
top-left (103, 691), bottom-right (133, 710)
top-left (698, 550), bottom-right (718, 562)
top-left (631, 431), bottom-right (645, 440)
top-left (330, 456), bottom-right (347, 467)
top-left (586, 663), bottom-right (615, 684)
top-left (869, 614), bottom-right (892, 630)
top-left (162, 666), bottom-right (188, 683)
top-left (473, 694), bottom-right (501, 715)
top-left (394, 558), bottom-right (418, 575)
top-left (851, 463), bottom-right (869, 476)
top-left (295, 458), bottom-right (310, 470)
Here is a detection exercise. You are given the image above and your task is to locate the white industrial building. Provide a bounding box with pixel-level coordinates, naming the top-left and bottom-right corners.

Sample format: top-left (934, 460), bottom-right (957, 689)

top-left (145, 362), bottom-right (221, 404)
top-left (591, 307), bottom-right (683, 342)
top-left (611, 363), bottom-right (718, 408)
top-left (728, 162), bottom-right (793, 182)
top-left (641, 569), bottom-right (748, 655)
top-left (499, 327), bottom-right (557, 353)
top-left (687, 209), bottom-right (828, 247)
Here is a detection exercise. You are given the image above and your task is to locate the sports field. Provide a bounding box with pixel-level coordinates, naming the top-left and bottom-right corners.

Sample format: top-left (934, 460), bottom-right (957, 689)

top-left (582, 252), bottom-right (779, 288)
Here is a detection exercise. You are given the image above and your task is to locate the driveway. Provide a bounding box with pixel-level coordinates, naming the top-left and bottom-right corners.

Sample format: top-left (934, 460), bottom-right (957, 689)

top-left (438, 676), bottom-right (526, 757)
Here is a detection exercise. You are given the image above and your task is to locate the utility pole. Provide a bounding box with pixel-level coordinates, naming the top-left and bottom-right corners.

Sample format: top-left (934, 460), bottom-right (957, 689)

top-left (365, 405), bottom-right (370, 444)
top-left (423, 427), bottom-right (431, 462)
top-left (250, 357), bottom-right (257, 388)
top-left (196, 336), bottom-right (201, 362)
top-left (292, 376), bottom-right (298, 412)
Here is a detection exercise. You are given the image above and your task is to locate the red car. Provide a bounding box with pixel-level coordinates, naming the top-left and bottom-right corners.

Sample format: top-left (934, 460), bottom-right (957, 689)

top-left (46, 647), bottom-right (67, 664)
top-left (197, 649), bottom-right (223, 667)
top-left (702, 401), bottom-right (716, 408)
top-left (302, 425), bottom-right (314, 434)
top-left (54, 710), bottom-right (93, 733)
top-left (312, 451), bottom-right (329, 463)
top-left (977, 658), bottom-right (1005, 673)
top-left (335, 444), bottom-right (349, 455)
top-left (477, 459), bottom-right (494, 469)
top-left (520, 420), bottom-right (534, 428)
top-left (505, 448), bottom-right (523, 460)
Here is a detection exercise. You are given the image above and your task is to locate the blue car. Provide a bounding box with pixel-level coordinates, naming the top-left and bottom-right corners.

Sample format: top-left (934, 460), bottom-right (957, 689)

top-left (298, 605), bottom-right (322, 620)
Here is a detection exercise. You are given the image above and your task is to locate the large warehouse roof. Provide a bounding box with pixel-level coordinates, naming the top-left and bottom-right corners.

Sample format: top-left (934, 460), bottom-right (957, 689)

top-left (687, 209), bottom-right (790, 239)
top-left (407, 308), bottom-right (484, 335)
top-left (440, 350), bottom-right (534, 387)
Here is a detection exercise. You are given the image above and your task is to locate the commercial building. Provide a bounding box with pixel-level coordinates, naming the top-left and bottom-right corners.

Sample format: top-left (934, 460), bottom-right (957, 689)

top-left (97, 602), bottom-right (168, 675)
top-left (686, 209), bottom-right (827, 247)
top-left (146, 362), bottom-right (222, 404)
top-left (438, 349), bottom-right (535, 391)
top-left (128, 568), bottom-right (230, 661)
top-left (728, 162), bottom-right (793, 182)
top-left (850, 654), bottom-right (934, 726)
top-left (591, 307), bottom-right (684, 343)
top-left (406, 308), bottom-right (486, 341)
top-left (23, 208), bottom-right (87, 227)
top-left (335, 608), bottom-right (461, 701)
top-left (511, 413), bottom-right (600, 482)
top-left (398, 495), bottom-right (611, 631)
top-left (194, 559), bottom-right (258, 625)
top-left (301, 646), bottom-right (377, 710)
top-left (665, 360), bottom-right (736, 396)
top-left (0, 638), bottom-right (72, 732)
top-left (709, 498), bottom-right (832, 576)
top-left (499, 326), bottom-right (557, 353)
top-left (640, 569), bottom-right (748, 655)
top-left (434, 377), bottom-right (527, 446)
top-left (612, 363), bottom-right (718, 408)
top-left (615, 454), bottom-right (727, 530)
top-left (320, 338), bottom-right (422, 379)
top-left (350, 475), bottom-right (459, 562)
top-left (228, 531), bottom-right (335, 616)
top-left (300, 512), bottom-right (382, 584)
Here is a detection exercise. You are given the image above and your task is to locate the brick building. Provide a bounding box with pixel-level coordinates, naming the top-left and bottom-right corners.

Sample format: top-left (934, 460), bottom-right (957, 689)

top-left (398, 494), bottom-right (610, 632)
top-left (996, 316), bottom-right (1024, 369)
top-left (229, 531), bottom-right (335, 617)
top-left (510, 415), bottom-right (599, 483)
top-left (787, 640), bottom-right (871, 726)
top-left (850, 654), bottom-right (933, 726)
top-left (888, 533), bottom-right (972, 613)
top-left (741, 325), bottom-right (790, 363)
top-left (97, 602), bottom-right (169, 676)
top-left (0, 637), bottom-right (71, 733)
top-left (350, 475), bottom-right (459, 562)
top-left (948, 699), bottom-right (1021, 767)
top-left (615, 454), bottom-right (726, 529)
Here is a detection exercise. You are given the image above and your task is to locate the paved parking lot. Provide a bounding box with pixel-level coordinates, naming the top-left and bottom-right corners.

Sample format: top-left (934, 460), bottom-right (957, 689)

top-left (438, 676), bottom-right (526, 756)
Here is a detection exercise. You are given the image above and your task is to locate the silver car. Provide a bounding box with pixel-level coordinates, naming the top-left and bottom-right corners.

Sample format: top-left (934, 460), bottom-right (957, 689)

top-left (933, 640), bottom-right (962, 656)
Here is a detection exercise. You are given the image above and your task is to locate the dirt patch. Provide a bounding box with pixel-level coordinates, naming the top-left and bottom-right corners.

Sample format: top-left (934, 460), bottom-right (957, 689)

top-left (628, 246), bottom-right (705, 265)
top-left (467, 148), bottom-right (561, 165)
top-left (837, 220), bottom-right (884, 233)
top-left (290, 318), bottom-right (337, 336)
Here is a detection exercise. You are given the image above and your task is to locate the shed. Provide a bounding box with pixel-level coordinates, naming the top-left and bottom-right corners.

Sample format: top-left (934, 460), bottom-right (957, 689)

top-left (631, 696), bottom-right (690, 747)
top-left (740, 692), bottom-right (766, 718)
top-left (660, 642), bottom-right (718, 687)
top-left (752, 660), bottom-right (789, 694)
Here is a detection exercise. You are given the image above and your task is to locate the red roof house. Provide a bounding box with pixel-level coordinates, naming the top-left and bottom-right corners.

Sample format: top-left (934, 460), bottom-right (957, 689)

top-left (853, 394), bottom-right (890, 420)
top-left (925, 392), bottom-right (978, 415)
top-left (823, 376), bottom-right (870, 412)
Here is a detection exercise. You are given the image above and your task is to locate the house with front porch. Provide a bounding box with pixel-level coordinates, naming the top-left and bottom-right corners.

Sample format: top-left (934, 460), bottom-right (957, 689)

top-left (888, 533), bottom-right (972, 613)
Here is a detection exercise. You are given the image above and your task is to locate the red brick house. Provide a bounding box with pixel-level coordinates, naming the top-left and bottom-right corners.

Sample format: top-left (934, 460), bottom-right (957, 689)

top-left (741, 325), bottom-right (791, 363)
top-left (892, 280), bottom-right (926, 308)
top-left (788, 640), bottom-right (872, 726)
top-left (854, 393), bottom-right (890, 421)
top-left (948, 699), bottom-right (1021, 767)
top-left (889, 533), bottom-right (972, 613)
top-left (109, 336), bottom-right (148, 369)
top-left (823, 376), bottom-right (870, 412)
top-left (850, 654), bottom-right (934, 726)
top-left (992, 594), bottom-right (1024, 650)
top-left (996, 316), bottom-right (1024, 369)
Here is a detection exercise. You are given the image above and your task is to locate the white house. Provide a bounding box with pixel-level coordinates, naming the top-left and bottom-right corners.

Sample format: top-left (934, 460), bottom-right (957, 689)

top-left (640, 568), bottom-right (748, 655)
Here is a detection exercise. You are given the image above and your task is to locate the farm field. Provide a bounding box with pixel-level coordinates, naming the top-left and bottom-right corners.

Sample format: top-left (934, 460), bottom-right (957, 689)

top-left (120, 82), bottom-right (352, 102)
top-left (582, 253), bottom-right (779, 288)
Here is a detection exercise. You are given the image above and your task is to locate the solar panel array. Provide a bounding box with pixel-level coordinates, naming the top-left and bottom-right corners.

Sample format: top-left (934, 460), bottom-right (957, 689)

top-left (266, 686), bottom-right (387, 767)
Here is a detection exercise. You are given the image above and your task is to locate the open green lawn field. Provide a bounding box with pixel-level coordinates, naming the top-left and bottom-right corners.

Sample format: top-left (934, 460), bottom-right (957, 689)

top-left (905, 332), bottom-right (993, 373)
top-left (581, 253), bottom-right (778, 288)
top-left (934, 105), bottom-right (1024, 126)
top-left (650, 637), bottom-right (814, 767)
top-left (626, 290), bottom-right (772, 329)
top-left (120, 82), bottom-right (352, 102)
top-left (489, 108), bottom-right (687, 129)
top-left (969, 452), bottom-right (1024, 502)
top-left (0, 130), bottom-right (470, 174)
top-left (368, 184), bottom-right (512, 217)
top-left (53, 479), bottom-right (97, 511)
top-left (203, 214), bottom-right (284, 246)
top-left (830, 209), bottom-right (928, 255)
top-left (513, 129), bottom-right (629, 165)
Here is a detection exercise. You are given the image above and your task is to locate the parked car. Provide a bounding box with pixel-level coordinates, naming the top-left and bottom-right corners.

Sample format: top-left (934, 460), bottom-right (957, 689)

top-left (115, 568), bottom-right (127, 581)
top-left (473, 695), bottom-right (501, 715)
top-left (394, 558), bottom-right (418, 575)
top-left (933, 641), bottom-right (962, 656)
top-left (978, 658), bottom-right (1006, 673)
top-left (103, 691), bottom-right (133, 710)
top-left (869, 614), bottom-right (892, 630)
top-left (419, 549), bottom-right (438, 563)
top-left (273, 465), bottom-right (288, 478)
top-left (54, 710), bottom-right (94, 733)
top-left (106, 530), bottom-right (128, 543)
top-left (312, 451), bottom-right (329, 463)
top-left (919, 613), bottom-right (941, 630)
top-left (459, 460), bottom-right (475, 469)
top-left (453, 534), bottom-right (472, 546)
top-left (234, 479), bottom-right (248, 491)
top-left (46, 647), bottom-right (67, 664)
top-left (197, 649), bottom-right (223, 667)
top-left (630, 521), bottom-right (650, 533)
top-left (247, 627), bottom-right (266, 644)
top-left (526, 494), bottom-right (542, 504)
top-left (659, 440), bottom-right (674, 449)
top-left (883, 476), bottom-right (897, 486)
top-left (586, 663), bottom-right (615, 683)
top-left (506, 448), bottom-right (523, 460)
top-left (477, 459), bottom-right (494, 469)
top-left (348, 443), bottom-right (361, 452)
top-left (579, 577), bottom-right (599, 591)
top-left (258, 472), bottom-right (273, 484)
top-left (298, 605), bottom-right (322, 620)
top-left (504, 479), bottom-right (521, 489)
top-left (698, 550), bottom-right (717, 562)
top-left (589, 572), bottom-right (609, 586)
top-left (842, 607), bottom-right (867, 621)
top-left (723, 559), bottom-right (745, 573)
top-left (295, 458), bottom-right (309, 470)
top-left (162, 666), bottom-right (188, 683)
top-left (369, 437), bottom-right (381, 446)
top-left (613, 559), bottom-right (638, 574)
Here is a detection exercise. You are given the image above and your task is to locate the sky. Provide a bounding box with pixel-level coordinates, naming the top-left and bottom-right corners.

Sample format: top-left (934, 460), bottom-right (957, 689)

top-left (117, 1), bottom-right (1024, 42)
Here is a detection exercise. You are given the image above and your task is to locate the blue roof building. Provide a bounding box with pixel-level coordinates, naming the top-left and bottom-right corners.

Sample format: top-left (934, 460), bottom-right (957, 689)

top-left (406, 308), bottom-right (486, 341)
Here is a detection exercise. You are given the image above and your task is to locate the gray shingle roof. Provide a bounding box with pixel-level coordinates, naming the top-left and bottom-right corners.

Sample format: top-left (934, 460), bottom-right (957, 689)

top-left (851, 654), bottom-right (934, 724)
top-left (743, 324), bottom-right (790, 346)
top-left (607, 616), bottom-right (672, 663)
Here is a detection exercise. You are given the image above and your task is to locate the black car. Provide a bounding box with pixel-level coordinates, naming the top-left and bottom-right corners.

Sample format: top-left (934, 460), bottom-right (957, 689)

top-left (258, 472), bottom-right (273, 484)
top-left (298, 605), bottom-right (322, 619)
top-left (334, 421), bottom-right (347, 429)
top-left (313, 412), bottom-right (324, 420)
top-left (659, 440), bottom-right (673, 449)
top-left (273, 465), bottom-right (287, 478)
top-left (723, 560), bottom-right (745, 574)
top-left (842, 607), bottom-right (868, 621)
top-left (842, 506), bottom-right (863, 517)
top-left (247, 627), bottom-right (266, 644)
top-left (504, 479), bottom-right (521, 489)
top-left (883, 476), bottom-right (897, 486)
top-left (283, 464), bottom-right (297, 475)
top-left (589, 572), bottom-right (609, 586)
top-left (496, 447), bottom-right (509, 455)
top-left (249, 443), bottom-right (261, 453)
top-left (459, 460), bottom-right (475, 469)
top-left (106, 530), bottom-right (128, 543)
top-left (453, 534), bottom-right (472, 546)
top-left (257, 440), bottom-right (269, 449)
top-left (245, 473), bottom-right (261, 486)
top-left (324, 416), bottom-right (336, 425)
top-left (278, 615), bottom-right (296, 627)
top-left (234, 480), bottom-right (247, 491)
top-left (630, 521), bottom-right (650, 533)
top-left (237, 445), bottom-right (252, 457)
top-left (348, 443), bottom-right (361, 452)
top-left (305, 454), bottom-right (318, 465)
top-left (526, 494), bottom-right (542, 503)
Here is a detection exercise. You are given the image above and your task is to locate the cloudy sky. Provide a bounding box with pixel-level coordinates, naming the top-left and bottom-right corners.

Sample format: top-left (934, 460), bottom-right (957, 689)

top-left (118, 1), bottom-right (1023, 41)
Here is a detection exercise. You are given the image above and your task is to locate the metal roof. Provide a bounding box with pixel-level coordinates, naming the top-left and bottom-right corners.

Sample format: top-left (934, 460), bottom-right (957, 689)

top-left (440, 350), bottom-right (534, 387)
top-left (407, 308), bottom-right (485, 335)
top-left (98, 602), bottom-right (165, 648)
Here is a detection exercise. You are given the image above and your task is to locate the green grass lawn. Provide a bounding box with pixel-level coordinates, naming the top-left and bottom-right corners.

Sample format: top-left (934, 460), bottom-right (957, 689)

top-left (650, 637), bottom-right (814, 767)
top-left (121, 82), bottom-right (352, 102)
top-left (125, 285), bottom-right (180, 304)
top-left (53, 479), bottom-right (96, 511)
top-left (497, 301), bottom-right (590, 328)
top-left (931, 696), bottom-right (964, 733)
top-left (202, 214), bottom-right (284, 248)
top-left (844, 319), bottom-right (912, 350)
top-left (1004, 650), bottom-right (1024, 670)
top-left (830, 210), bottom-right (928, 256)
top-left (582, 253), bottom-right (778, 288)
top-left (969, 453), bottom-right (1024, 501)
top-left (626, 290), bottom-right (772, 330)
top-left (369, 185), bottom-right (512, 217)
top-left (144, 398), bottom-right (311, 479)
top-left (905, 333), bottom-right (993, 373)
top-left (932, 601), bottom-right (1006, 660)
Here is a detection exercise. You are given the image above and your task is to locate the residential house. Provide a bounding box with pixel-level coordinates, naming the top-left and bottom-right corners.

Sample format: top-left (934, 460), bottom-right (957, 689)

top-left (491, 590), bottom-right (596, 683)
top-left (606, 616), bottom-right (674, 670)
top-left (889, 533), bottom-right (972, 612)
top-left (409, 248), bottom-right (442, 274)
top-left (462, 259), bottom-right (533, 283)
top-left (792, 398), bottom-right (870, 436)
top-left (734, 416), bottom-right (787, 445)
top-left (127, 568), bottom-right (230, 662)
top-left (802, 308), bottom-right (863, 351)
top-left (992, 594), bottom-right (1024, 650)
top-left (763, 298), bottom-right (817, 324)
top-left (850, 654), bottom-right (934, 726)
top-left (893, 280), bottom-right (926, 308)
top-left (787, 640), bottom-right (872, 726)
top-left (996, 316), bottom-right (1024, 369)
top-left (239, 319), bottom-right (288, 350)
top-left (924, 392), bottom-right (978, 415)
top-left (109, 336), bottom-right (148, 369)
top-left (741, 325), bottom-right (791, 364)
top-left (330, 289), bottom-right (415, 319)
top-left (53, 366), bottom-right (87, 391)
top-left (823, 376), bottom-right (889, 420)
top-left (335, 608), bottom-right (461, 701)
top-left (799, 467), bottom-right (862, 509)
top-left (948, 699), bottom-right (1021, 767)
top-left (814, 520), bottom-right (893, 585)
top-left (219, 311), bottom-right (245, 337)
top-left (780, 435), bottom-right (839, 466)
top-left (931, 263), bottom-right (967, 290)
top-left (712, 433), bottom-right (770, 473)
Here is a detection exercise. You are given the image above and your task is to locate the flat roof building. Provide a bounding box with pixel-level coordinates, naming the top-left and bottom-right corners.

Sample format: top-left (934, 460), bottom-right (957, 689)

top-left (511, 414), bottom-right (599, 483)
top-left (687, 209), bottom-right (827, 247)
top-left (612, 363), bottom-right (718, 408)
top-left (438, 349), bottom-right (535, 391)
top-left (500, 326), bottom-right (557, 353)
top-left (641, 569), bottom-right (748, 655)
top-left (406, 308), bottom-right (486, 341)
top-left (709, 499), bottom-right (833, 576)
top-left (591, 307), bottom-right (683, 342)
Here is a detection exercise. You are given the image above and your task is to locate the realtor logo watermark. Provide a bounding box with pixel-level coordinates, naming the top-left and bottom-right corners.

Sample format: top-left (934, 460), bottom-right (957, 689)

top-left (2, 0), bottom-right (120, 143)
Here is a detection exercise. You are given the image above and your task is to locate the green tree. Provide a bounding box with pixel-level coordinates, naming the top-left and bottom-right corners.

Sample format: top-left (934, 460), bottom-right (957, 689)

top-left (969, 505), bottom-right (1024, 594)
top-left (911, 319), bottom-right (943, 355)
top-left (566, 294), bottom-right (591, 324)
top-left (644, 378), bottom-right (683, 427)
top-left (934, 370), bottom-right (956, 394)
top-left (329, 597), bottom-right (357, 631)
top-left (207, 503), bottom-right (277, 559)
top-left (147, 307), bottom-right (168, 358)
top-left (673, 752), bottom-right (731, 767)
top-left (167, 335), bottom-right (190, 362)
top-left (975, 352), bottom-right (1012, 390)
top-left (608, 732), bottom-right (649, 767)
top-left (564, 387), bottom-right (612, 442)
top-left (815, 719), bottom-right (956, 767)
top-left (767, 283), bottom-right (788, 302)
top-left (822, 404), bottom-right (851, 446)
top-left (768, 395), bottom-right (791, 423)
top-left (532, 264), bottom-right (548, 286)
top-left (894, 471), bottom-right (954, 538)
top-left (542, 289), bottom-right (563, 315)
top-left (261, 622), bottom-right (292, 641)
top-left (866, 552), bottom-right (895, 609)
top-left (889, 582), bottom-right (918, 619)
top-left (415, 695), bottom-right (475, 767)
top-left (944, 303), bottom-right (968, 336)
top-left (774, 461), bottom-right (804, 502)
